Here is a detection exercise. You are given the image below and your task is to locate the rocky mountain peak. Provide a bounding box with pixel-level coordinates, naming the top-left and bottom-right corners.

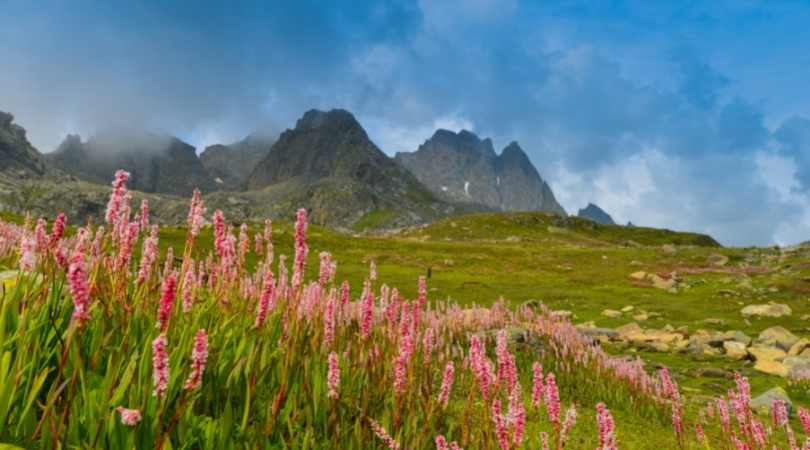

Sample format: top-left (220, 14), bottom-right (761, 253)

top-left (577, 203), bottom-right (616, 225)
top-left (0, 110), bottom-right (47, 177)
top-left (395, 131), bottom-right (565, 215)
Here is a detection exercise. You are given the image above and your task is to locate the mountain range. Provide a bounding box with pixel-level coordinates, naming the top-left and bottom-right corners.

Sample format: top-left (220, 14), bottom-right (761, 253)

top-left (1, 107), bottom-right (580, 229)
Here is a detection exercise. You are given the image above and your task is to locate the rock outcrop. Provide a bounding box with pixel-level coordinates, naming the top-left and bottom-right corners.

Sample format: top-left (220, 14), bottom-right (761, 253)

top-left (0, 111), bottom-right (47, 178)
top-left (200, 132), bottom-right (276, 190)
top-left (577, 203), bottom-right (615, 225)
top-left (395, 130), bottom-right (565, 214)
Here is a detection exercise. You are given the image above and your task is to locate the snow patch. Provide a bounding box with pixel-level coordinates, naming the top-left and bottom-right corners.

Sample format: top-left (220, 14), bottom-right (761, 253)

top-left (464, 181), bottom-right (470, 196)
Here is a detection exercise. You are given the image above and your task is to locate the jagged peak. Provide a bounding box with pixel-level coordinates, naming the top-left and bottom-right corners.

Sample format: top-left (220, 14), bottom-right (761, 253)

top-left (423, 128), bottom-right (495, 156)
top-left (295, 108), bottom-right (362, 131)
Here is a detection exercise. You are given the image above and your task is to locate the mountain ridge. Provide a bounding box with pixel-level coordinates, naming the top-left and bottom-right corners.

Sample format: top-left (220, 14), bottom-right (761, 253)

top-left (395, 129), bottom-right (566, 215)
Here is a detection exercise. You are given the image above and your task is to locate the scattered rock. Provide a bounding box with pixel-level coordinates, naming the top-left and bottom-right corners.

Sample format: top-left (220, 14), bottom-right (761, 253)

top-left (629, 271), bottom-right (646, 281)
top-left (789, 338), bottom-right (810, 356)
top-left (633, 313), bottom-right (649, 322)
top-left (579, 327), bottom-right (618, 340)
top-left (754, 360), bottom-right (789, 377)
top-left (750, 387), bottom-right (792, 415)
top-left (650, 273), bottom-right (677, 291)
top-left (723, 341), bottom-right (748, 360)
top-left (748, 344), bottom-right (787, 362)
top-left (740, 303), bottom-right (792, 318)
top-left (615, 322), bottom-right (643, 339)
top-left (757, 326), bottom-right (799, 351)
top-left (707, 253), bottom-right (730, 267)
top-left (621, 305), bottom-right (635, 312)
top-left (601, 309), bottom-right (622, 318)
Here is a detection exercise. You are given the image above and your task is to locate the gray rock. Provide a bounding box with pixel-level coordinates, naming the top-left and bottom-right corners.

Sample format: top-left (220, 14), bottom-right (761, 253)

top-left (741, 303), bottom-right (792, 318)
top-left (757, 326), bottom-right (799, 351)
top-left (750, 387), bottom-right (792, 416)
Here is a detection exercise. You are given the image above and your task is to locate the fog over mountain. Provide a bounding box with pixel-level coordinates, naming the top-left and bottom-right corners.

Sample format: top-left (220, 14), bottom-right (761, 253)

top-left (3, 1), bottom-right (810, 245)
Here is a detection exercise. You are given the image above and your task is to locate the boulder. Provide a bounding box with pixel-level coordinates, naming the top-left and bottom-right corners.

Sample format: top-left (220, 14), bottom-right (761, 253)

top-left (629, 271), bottom-right (646, 281)
top-left (750, 387), bottom-right (792, 416)
top-left (601, 309), bottom-right (622, 318)
top-left (661, 244), bottom-right (677, 254)
top-left (723, 341), bottom-right (748, 360)
top-left (754, 360), bottom-right (789, 377)
top-left (650, 274), bottom-right (677, 291)
top-left (621, 305), bottom-right (635, 312)
top-left (741, 303), bottom-right (792, 318)
top-left (757, 326), bottom-right (799, 351)
top-left (749, 344), bottom-right (787, 362)
top-left (633, 313), bottom-right (649, 322)
top-left (615, 322), bottom-right (643, 339)
top-left (789, 338), bottom-right (810, 356)
top-left (579, 327), bottom-right (618, 340)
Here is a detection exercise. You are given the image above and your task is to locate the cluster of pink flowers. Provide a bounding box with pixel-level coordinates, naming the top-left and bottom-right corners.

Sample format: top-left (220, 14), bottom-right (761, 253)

top-left (105, 170), bottom-right (130, 226)
top-left (434, 435), bottom-right (462, 450)
top-left (327, 351), bottom-right (340, 399)
top-left (183, 329), bottom-right (209, 390)
top-left (67, 249), bottom-right (91, 325)
top-left (254, 270), bottom-right (275, 328)
top-left (596, 402), bottom-right (617, 450)
top-left (115, 406), bottom-right (142, 426)
top-left (370, 419), bottom-right (400, 450)
top-left (437, 361), bottom-right (454, 407)
top-left (48, 213), bottom-right (66, 249)
top-left (152, 334), bottom-right (170, 398)
top-left (291, 208), bottom-right (308, 292)
top-left (186, 189), bottom-right (206, 238)
top-left (156, 271), bottom-right (177, 331)
top-left (136, 225), bottom-right (159, 284)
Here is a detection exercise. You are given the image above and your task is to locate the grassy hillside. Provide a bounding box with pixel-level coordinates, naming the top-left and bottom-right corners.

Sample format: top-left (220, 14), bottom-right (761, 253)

top-left (2, 208), bottom-right (810, 448)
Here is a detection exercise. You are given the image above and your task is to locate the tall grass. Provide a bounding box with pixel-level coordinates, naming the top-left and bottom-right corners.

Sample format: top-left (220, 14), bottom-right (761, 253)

top-left (0, 170), bottom-right (806, 449)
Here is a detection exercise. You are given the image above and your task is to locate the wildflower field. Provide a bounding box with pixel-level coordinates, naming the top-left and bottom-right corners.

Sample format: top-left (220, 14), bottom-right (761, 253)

top-left (1, 170), bottom-right (809, 449)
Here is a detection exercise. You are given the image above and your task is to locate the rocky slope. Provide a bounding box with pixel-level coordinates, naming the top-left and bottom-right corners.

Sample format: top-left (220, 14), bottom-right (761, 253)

top-left (246, 109), bottom-right (473, 228)
top-left (577, 203), bottom-right (615, 225)
top-left (46, 130), bottom-right (217, 196)
top-left (0, 111), bottom-right (47, 179)
top-left (395, 130), bottom-right (565, 215)
top-left (200, 133), bottom-right (275, 190)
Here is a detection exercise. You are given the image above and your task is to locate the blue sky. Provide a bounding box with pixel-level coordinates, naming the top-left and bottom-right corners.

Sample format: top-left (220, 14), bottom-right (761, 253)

top-left (2, 0), bottom-right (810, 246)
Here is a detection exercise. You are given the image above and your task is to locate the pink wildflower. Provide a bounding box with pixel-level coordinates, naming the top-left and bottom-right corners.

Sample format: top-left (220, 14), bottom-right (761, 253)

top-left (136, 225), bottom-right (159, 284)
top-left (291, 208), bottom-right (308, 292)
top-left (540, 432), bottom-right (550, 450)
top-left (186, 189), bottom-right (206, 238)
top-left (183, 329), bottom-right (208, 390)
top-left (181, 267), bottom-right (195, 313)
top-left (323, 288), bottom-right (336, 347)
top-left (255, 270), bottom-right (275, 328)
top-left (34, 218), bottom-right (47, 252)
top-left (437, 361), bottom-right (454, 407)
top-left (115, 407), bottom-right (142, 426)
top-left (156, 272), bottom-right (177, 331)
top-left (105, 170), bottom-right (130, 225)
top-left (327, 351), bottom-right (340, 399)
top-left (152, 334), bottom-right (169, 398)
top-left (545, 372), bottom-right (561, 428)
top-left (67, 249), bottom-right (91, 326)
top-left (773, 398), bottom-right (789, 429)
top-left (596, 402), bottom-right (617, 450)
top-left (360, 279), bottom-right (374, 339)
top-left (798, 406), bottom-right (810, 433)
top-left (369, 259), bottom-right (377, 281)
top-left (422, 328), bottom-right (435, 364)
top-left (559, 404), bottom-right (577, 449)
top-left (139, 199), bottom-right (149, 231)
top-left (49, 213), bottom-right (66, 248)
top-left (508, 382), bottom-right (526, 446)
top-left (435, 435), bottom-right (448, 450)
top-left (370, 419), bottom-right (400, 450)
top-left (491, 399), bottom-right (510, 450)
top-left (532, 362), bottom-right (544, 408)
top-left (19, 234), bottom-right (37, 271)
